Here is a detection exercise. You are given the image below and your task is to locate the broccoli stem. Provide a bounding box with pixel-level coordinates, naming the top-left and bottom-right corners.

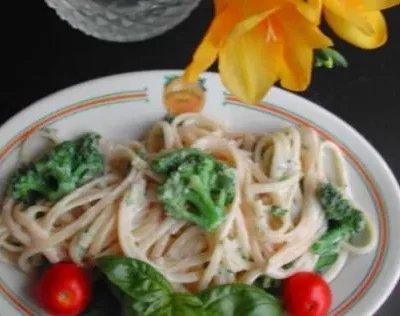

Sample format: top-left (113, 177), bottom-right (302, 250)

top-left (314, 253), bottom-right (339, 274)
top-left (312, 182), bottom-right (366, 271)
top-left (187, 175), bottom-right (226, 231)
top-left (312, 225), bottom-right (350, 255)
top-left (215, 190), bottom-right (227, 210)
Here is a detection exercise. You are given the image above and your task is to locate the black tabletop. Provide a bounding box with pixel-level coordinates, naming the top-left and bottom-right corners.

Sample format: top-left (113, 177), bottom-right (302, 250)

top-left (5, 0), bottom-right (400, 315)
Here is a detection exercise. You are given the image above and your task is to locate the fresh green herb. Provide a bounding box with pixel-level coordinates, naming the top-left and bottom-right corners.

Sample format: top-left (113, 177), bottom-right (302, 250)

top-left (271, 205), bottom-right (289, 216)
top-left (199, 284), bottom-right (283, 316)
top-left (163, 114), bottom-right (176, 124)
top-left (312, 183), bottom-right (365, 269)
top-left (318, 183), bottom-right (364, 230)
top-left (94, 256), bottom-right (283, 316)
top-left (314, 48), bottom-right (348, 69)
top-left (12, 133), bottom-right (104, 204)
top-left (96, 257), bottom-right (203, 316)
top-left (151, 148), bottom-right (236, 231)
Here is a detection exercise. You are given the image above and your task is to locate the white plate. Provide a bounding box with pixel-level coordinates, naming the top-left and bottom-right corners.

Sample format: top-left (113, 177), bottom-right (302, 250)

top-left (0, 71), bottom-right (399, 316)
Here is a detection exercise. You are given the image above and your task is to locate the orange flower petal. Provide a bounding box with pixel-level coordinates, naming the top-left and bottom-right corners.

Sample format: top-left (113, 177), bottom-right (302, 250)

top-left (360, 0), bottom-right (400, 10)
top-left (183, 6), bottom-right (239, 83)
top-left (279, 8), bottom-right (332, 91)
top-left (214, 0), bottom-right (229, 15)
top-left (288, 0), bottom-right (323, 24)
top-left (280, 36), bottom-right (313, 91)
top-left (323, 0), bottom-right (373, 29)
top-left (324, 8), bottom-right (387, 49)
top-left (219, 9), bottom-right (281, 104)
top-left (229, 0), bottom-right (282, 16)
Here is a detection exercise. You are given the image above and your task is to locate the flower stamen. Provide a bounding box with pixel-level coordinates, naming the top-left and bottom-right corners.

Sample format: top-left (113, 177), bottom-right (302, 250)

top-left (266, 18), bottom-right (278, 43)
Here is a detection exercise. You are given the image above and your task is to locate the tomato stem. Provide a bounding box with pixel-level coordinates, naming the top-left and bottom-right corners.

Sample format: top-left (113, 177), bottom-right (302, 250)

top-left (58, 291), bottom-right (71, 305)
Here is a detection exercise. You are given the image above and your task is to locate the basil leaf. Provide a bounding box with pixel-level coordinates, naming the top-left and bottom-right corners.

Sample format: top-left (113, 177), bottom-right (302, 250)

top-left (96, 256), bottom-right (204, 316)
top-left (120, 296), bottom-right (139, 316)
top-left (199, 284), bottom-right (283, 316)
top-left (97, 257), bottom-right (172, 315)
top-left (121, 294), bottom-right (204, 316)
top-left (171, 293), bottom-right (205, 316)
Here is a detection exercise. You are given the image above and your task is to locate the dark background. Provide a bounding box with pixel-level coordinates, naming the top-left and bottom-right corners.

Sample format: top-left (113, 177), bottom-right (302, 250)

top-left (4, 0), bottom-right (400, 315)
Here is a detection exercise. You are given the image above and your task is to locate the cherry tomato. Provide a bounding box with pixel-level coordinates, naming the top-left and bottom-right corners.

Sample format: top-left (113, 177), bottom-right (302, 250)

top-left (35, 263), bottom-right (91, 316)
top-left (282, 272), bottom-right (332, 316)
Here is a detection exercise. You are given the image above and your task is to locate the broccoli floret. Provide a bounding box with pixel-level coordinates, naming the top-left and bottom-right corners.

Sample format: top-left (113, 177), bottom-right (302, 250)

top-left (152, 148), bottom-right (236, 231)
top-left (73, 133), bottom-right (104, 181)
top-left (312, 183), bottom-right (366, 262)
top-left (344, 208), bottom-right (366, 236)
top-left (151, 148), bottom-right (205, 173)
top-left (12, 133), bottom-right (104, 204)
top-left (318, 183), bottom-right (366, 234)
top-left (318, 183), bottom-right (354, 221)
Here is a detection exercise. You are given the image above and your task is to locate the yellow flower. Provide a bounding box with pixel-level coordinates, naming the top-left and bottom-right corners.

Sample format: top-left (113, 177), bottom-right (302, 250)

top-left (323, 0), bottom-right (399, 49)
top-left (183, 0), bottom-right (332, 104)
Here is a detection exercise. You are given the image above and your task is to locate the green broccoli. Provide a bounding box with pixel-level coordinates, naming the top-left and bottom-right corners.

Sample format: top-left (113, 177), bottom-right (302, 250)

top-left (318, 183), bottom-right (366, 234)
top-left (319, 183), bottom-right (353, 220)
top-left (12, 133), bottom-right (104, 204)
top-left (151, 148), bottom-right (205, 173)
top-left (312, 183), bottom-right (366, 266)
top-left (152, 148), bottom-right (236, 231)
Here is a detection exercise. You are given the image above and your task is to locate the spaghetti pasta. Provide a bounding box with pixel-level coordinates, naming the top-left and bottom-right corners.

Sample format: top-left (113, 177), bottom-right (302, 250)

top-left (0, 114), bottom-right (377, 292)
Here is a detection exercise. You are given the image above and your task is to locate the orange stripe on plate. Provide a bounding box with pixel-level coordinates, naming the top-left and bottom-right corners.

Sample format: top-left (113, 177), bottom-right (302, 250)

top-left (226, 96), bottom-right (387, 315)
top-left (0, 92), bottom-right (146, 315)
top-left (0, 93), bottom-right (146, 162)
top-left (0, 94), bottom-right (386, 316)
top-left (0, 282), bottom-right (34, 316)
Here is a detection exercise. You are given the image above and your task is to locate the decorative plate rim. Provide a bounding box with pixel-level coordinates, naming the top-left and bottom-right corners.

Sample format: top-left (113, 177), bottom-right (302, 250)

top-left (0, 70), bottom-right (399, 316)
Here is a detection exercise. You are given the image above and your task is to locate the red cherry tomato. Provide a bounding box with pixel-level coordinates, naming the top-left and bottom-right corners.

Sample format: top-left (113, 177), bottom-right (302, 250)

top-left (282, 272), bottom-right (332, 316)
top-left (35, 263), bottom-right (91, 316)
